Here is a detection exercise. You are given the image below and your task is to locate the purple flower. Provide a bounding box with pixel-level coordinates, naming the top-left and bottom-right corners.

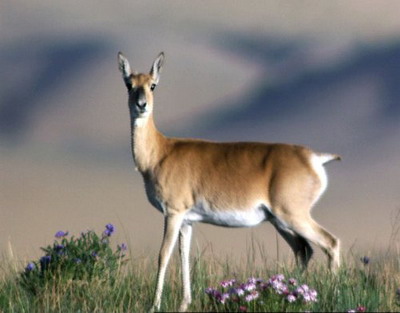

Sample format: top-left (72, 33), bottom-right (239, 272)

top-left (205, 287), bottom-right (215, 295)
top-left (299, 287), bottom-right (318, 303)
top-left (219, 293), bottom-right (230, 304)
top-left (300, 284), bottom-right (309, 292)
top-left (220, 279), bottom-right (236, 288)
top-left (356, 306), bottom-right (366, 312)
top-left (25, 262), bottom-right (35, 272)
top-left (55, 230), bottom-right (69, 238)
top-left (74, 258), bottom-right (82, 264)
top-left (270, 274), bottom-right (285, 282)
top-left (360, 256), bottom-right (370, 265)
top-left (103, 223), bottom-right (115, 237)
top-left (118, 243), bottom-right (128, 251)
top-left (229, 287), bottom-right (245, 296)
top-left (287, 294), bottom-right (297, 303)
top-left (288, 278), bottom-right (297, 285)
top-left (267, 274), bottom-right (288, 294)
top-left (239, 306), bottom-right (247, 312)
top-left (54, 244), bottom-right (65, 255)
top-left (244, 291), bottom-right (259, 302)
top-left (295, 284), bottom-right (309, 296)
top-left (242, 282), bottom-right (256, 292)
top-left (205, 288), bottom-right (230, 304)
top-left (247, 277), bottom-right (263, 284)
top-left (269, 280), bottom-right (288, 294)
top-left (308, 289), bottom-right (318, 302)
top-left (40, 255), bottom-right (51, 270)
top-left (303, 292), bottom-right (312, 302)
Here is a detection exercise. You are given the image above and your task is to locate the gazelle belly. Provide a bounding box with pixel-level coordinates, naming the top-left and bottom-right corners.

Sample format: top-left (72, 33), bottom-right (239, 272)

top-left (184, 201), bottom-right (269, 227)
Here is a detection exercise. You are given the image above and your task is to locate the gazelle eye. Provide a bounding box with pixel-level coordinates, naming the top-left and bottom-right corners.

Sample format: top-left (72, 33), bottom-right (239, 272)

top-left (150, 84), bottom-right (156, 91)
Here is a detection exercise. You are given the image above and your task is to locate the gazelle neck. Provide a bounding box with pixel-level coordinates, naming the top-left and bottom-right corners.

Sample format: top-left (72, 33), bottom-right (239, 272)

top-left (130, 113), bottom-right (167, 172)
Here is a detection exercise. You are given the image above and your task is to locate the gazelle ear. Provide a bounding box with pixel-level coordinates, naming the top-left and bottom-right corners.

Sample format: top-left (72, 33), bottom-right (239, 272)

top-left (118, 52), bottom-right (133, 90)
top-left (150, 52), bottom-right (165, 85)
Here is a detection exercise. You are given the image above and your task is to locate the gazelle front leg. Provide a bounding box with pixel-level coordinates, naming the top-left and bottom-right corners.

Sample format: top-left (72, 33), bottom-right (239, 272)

top-left (150, 213), bottom-right (185, 312)
top-left (178, 223), bottom-right (193, 312)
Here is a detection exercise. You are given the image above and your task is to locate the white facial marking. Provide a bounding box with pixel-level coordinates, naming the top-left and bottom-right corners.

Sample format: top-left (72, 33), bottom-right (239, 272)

top-left (134, 117), bottom-right (148, 127)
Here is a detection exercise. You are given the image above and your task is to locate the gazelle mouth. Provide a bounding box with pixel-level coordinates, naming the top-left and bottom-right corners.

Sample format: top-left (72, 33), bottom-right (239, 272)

top-left (136, 104), bottom-right (147, 114)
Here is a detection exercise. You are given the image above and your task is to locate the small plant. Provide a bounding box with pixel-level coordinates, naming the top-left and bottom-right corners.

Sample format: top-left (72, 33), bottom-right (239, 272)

top-left (205, 274), bottom-right (317, 312)
top-left (20, 224), bottom-right (127, 294)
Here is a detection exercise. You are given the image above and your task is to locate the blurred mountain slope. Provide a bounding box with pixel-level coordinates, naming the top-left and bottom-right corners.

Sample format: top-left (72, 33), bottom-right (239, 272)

top-left (1, 1), bottom-right (400, 259)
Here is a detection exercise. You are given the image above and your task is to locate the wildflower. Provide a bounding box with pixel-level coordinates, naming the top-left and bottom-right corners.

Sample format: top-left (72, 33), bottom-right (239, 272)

top-left (205, 287), bottom-right (215, 295)
top-left (220, 279), bottom-right (235, 288)
top-left (360, 256), bottom-right (370, 265)
top-left (118, 243), bottom-right (128, 251)
top-left (295, 284), bottom-right (310, 296)
top-left (356, 306), bottom-right (366, 312)
top-left (103, 223), bottom-right (115, 237)
top-left (348, 310), bottom-right (356, 313)
top-left (220, 293), bottom-right (230, 304)
top-left (247, 277), bottom-right (262, 284)
top-left (205, 287), bottom-right (225, 304)
top-left (229, 287), bottom-right (245, 296)
top-left (74, 258), bottom-right (82, 264)
top-left (288, 278), bottom-right (297, 285)
top-left (267, 274), bottom-right (287, 293)
top-left (287, 293), bottom-right (297, 303)
top-left (25, 262), bottom-right (35, 272)
top-left (242, 282), bottom-right (256, 292)
top-left (300, 284), bottom-right (309, 292)
top-left (40, 255), bottom-right (51, 270)
top-left (308, 289), bottom-right (318, 302)
top-left (55, 230), bottom-right (69, 238)
top-left (239, 306), bottom-right (247, 312)
top-left (270, 274), bottom-right (285, 281)
top-left (54, 244), bottom-right (65, 255)
top-left (244, 291), bottom-right (259, 302)
top-left (303, 292), bottom-right (312, 302)
top-left (270, 280), bottom-right (288, 294)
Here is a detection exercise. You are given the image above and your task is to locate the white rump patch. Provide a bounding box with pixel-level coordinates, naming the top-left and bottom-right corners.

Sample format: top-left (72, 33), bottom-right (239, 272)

top-left (310, 154), bottom-right (329, 204)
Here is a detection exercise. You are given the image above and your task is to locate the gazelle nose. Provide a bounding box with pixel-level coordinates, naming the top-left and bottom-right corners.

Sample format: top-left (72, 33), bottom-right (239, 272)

top-left (137, 102), bottom-right (147, 111)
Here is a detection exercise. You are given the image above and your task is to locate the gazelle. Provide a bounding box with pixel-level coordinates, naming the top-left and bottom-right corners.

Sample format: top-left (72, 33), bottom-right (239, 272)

top-left (117, 51), bottom-right (341, 312)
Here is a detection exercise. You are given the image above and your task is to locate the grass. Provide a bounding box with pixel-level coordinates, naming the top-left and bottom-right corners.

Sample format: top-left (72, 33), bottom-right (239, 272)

top-left (1, 244), bottom-right (400, 312)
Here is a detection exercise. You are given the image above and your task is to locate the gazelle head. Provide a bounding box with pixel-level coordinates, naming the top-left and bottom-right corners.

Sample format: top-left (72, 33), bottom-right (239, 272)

top-left (118, 52), bottom-right (165, 119)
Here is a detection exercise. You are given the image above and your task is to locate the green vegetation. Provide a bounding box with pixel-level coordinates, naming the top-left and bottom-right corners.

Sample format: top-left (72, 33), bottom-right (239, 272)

top-left (0, 226), bottom-right (400, 312)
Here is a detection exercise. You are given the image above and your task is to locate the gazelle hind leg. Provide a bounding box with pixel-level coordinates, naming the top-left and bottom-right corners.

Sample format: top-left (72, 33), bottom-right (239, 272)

top-left (178, 223), bottom-right (193, 312)
top-left (290, 216), bottom-right (340, 271)
top-left (271, 219), bottom-right (313, 268)
top-left (272, 210), bottom-right (340, 271)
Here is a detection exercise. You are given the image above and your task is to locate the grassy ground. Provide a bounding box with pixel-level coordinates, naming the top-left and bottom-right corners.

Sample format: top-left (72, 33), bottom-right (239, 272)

top-left (1, 246), bottom-right (400, 312)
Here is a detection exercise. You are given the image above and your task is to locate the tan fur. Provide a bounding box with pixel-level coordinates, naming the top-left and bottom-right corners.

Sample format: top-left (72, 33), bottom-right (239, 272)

top-left (117, 52), bottom-right (341, 312)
